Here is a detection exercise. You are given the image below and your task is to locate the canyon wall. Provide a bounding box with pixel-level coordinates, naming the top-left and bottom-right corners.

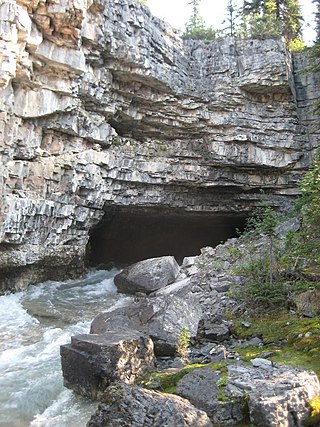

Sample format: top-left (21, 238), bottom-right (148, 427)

top-left (0, 0), bottom-right (319, 291)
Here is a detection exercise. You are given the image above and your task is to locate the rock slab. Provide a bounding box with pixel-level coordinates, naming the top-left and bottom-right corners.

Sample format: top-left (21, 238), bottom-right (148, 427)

top-left (60, 331), bottom-right (155, 400)
top-left (90, 295), bottom-right (202, 356)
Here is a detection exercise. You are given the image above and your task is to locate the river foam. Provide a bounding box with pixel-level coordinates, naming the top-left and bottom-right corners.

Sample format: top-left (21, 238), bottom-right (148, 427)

top-left (0, 269), bottom-right (125, 427)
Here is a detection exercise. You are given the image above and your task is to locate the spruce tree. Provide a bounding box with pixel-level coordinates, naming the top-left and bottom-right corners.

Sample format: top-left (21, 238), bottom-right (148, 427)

top-left (183, 0), bottom-right (216, 40)
top-left (184, 0), bottom-right (205, 37)
top-left (242, 0), bottom-right (304, 49)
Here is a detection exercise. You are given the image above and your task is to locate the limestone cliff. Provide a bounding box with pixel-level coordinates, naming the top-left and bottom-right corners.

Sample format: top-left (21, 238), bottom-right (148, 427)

top-left (0, 0), bottom-right (319, 291)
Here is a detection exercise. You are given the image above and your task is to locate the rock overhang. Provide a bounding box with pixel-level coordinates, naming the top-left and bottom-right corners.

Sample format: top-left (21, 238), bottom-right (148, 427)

top-left (0, 0), bottom-right (319, 290)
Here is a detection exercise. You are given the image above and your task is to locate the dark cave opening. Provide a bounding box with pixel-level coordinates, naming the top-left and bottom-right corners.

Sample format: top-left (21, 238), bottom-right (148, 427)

top-left (87, 207), bottom-right (248, 267)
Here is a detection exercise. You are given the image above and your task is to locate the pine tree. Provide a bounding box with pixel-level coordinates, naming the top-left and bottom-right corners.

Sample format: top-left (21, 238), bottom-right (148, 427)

top-left (224, 0), bottom-right (241, 37)
top-left (312, 0), bottom-right (320, 59)
top-left (184, 0), bottom-right (205, 37)
top-left (242, 0), bottom-right (304, 49)
top-left (183, 0), bottom-right (216, 40)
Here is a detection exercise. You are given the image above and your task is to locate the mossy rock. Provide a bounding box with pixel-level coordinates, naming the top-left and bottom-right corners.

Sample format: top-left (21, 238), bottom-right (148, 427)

top-left (293, 290), bottom-right (320, 318)
top-left (231, 310), bottom-right (320, 377)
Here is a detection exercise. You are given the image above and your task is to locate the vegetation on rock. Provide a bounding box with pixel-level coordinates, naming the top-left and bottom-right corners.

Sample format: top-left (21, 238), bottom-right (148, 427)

top-left (176, 326), bottom-right (191, 363)
top-left (183, 0), bottom-right (305, 51)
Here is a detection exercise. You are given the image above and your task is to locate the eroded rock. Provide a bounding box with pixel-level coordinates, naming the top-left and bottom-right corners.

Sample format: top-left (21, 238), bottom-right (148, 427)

top-left (174, 362), bottom-right (320, 427)
top-left (60, 331), bottom-right (155, 400)
top-left (0, 0), bottom-right (319, 291)
top-left (86, 383), bottom-right (213, 427)
top-left (90, 295), bottom-right (202, 356)
top-left (176, 366), bottom-right (244, 426)
top-left (292, 289), bottom-right (320, 318)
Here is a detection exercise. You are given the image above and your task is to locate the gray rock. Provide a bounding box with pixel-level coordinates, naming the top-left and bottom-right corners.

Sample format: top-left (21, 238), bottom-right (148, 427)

top-left (90, 295), bottom-right (202, 356)
top-left (241, 321), bottom-right (251, 328)
top-left (292, 289), bottom-right (320, 318)
top-left (276, 217), bottom-right (301, 237)
top-left (0, 0), bottom-right (319, 291)
top-left (251, 358), bottom-right (273, 370)
top-left (60, 330), bottom-right (155, 400)
top-left (237, 337), bottom-right (263, 348)
top-left (203, 321), bottom-right (230, 342)
top-left (176, 367), bottom-right (244, 425)
top-left (114, 257), bottom-right (180, 295)
top-left (150, 277), bottom-right (194, 299)
top-left (87, 383), bottom-right (213, 427)
top-left (175, 361), bottom-right (320, 427)
top-left (227, 362), bottom-right (320, 426)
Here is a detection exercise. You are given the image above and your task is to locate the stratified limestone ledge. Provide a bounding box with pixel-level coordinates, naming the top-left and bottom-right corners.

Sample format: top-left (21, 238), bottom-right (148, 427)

top-left (0, 0), bottom-right (319, 290)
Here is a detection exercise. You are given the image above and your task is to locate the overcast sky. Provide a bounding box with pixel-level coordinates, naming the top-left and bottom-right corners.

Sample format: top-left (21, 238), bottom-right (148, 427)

top-left (147, 0), bottom-right (317, 45)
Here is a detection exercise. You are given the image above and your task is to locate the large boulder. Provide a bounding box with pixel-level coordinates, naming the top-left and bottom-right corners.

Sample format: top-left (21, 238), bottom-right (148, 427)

top-left (114, 256), bottom-right (180, 295)
top-left (176, 367), bottom-right (244, 426)
top-left (86, 383), bottom-right (213, 427)
top-left (60, 331), bottom-right (155, 400)
top-left (292, 289), bottom-right (320, 317)
top-left (175, 361), bottom-right (320, 427)
top-left (90, 295), bottom-right (202, 356)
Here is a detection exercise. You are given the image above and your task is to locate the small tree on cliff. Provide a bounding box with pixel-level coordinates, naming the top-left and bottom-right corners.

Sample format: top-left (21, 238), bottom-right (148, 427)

top-left (310, 0), bottom-right (320, 111)
top-left (183, 0), bottom-right (216, 40)
top-left (223, 0), bottom-right (242, 37)
top-left (242, 0), bottom-right (304, 49)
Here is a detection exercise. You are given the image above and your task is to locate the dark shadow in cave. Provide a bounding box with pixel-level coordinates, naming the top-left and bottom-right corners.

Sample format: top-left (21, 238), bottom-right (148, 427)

top-left (86, 206), bottom-right (247, 267)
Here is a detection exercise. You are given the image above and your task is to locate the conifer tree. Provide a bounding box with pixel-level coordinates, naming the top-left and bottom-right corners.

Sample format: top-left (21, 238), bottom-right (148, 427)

top-left (224, 0), bottom-right (241, 37)
top-left (242, 0), bottom-right (304, 49)
top-left (312, 0), bottom-right (320, 55)
top-left (184, 0), bottom-right (205, 37)
top-left (183, 0), bottom-right (216, 40)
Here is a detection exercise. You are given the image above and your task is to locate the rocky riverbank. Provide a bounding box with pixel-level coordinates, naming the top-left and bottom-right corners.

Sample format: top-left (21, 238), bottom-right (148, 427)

top-left (61, 224), bottom-right (320, 426)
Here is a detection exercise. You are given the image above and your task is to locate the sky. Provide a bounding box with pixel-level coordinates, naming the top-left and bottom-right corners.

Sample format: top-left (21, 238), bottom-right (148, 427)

top-left (147, 0), bottom-right (317, 46)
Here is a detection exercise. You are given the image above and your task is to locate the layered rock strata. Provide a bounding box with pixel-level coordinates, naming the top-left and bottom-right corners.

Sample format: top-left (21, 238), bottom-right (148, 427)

top-left (0, 0), bottom-right (319, 290)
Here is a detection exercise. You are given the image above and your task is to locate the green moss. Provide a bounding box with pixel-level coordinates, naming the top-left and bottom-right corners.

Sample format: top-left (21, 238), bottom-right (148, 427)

top-left (231, 310), bottom-right (320, 377)
top-left (141, 361), bottom-right (227, 394)
top-left (303, 397), bottom-right (320, 426)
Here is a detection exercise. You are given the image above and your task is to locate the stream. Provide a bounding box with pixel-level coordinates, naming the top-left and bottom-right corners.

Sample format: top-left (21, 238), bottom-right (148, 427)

top-left (0, 269), bottom-right (130, 427)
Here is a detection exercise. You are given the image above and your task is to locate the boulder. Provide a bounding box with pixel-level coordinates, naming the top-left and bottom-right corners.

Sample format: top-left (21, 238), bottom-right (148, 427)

top-left (86, 383), bottom-right (213, 427)
top-left (114, 256), bottom-right (180, 295)
top-left (90, 295), bottom-right (202, 356)
top-left (150, 277), bottom-right (194, 298)
top-left (292, 289), bottom-right (320, 317)
top-left (202, 320), bottom-right (231, 342)
top-left (60, 330), bottom-right (155, 400)
top-left (174, 362), bottom-right (320, 426)
top-left (176, 367), bottom-right (244, 426)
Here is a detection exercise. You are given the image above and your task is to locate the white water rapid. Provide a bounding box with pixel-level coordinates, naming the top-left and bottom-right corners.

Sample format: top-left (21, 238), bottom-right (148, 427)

top-left (0, 269), bottom-right (130, 427)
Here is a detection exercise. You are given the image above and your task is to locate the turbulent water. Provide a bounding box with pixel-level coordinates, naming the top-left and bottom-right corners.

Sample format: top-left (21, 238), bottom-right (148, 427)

top-left (0, 269), bottom-right (131, 427)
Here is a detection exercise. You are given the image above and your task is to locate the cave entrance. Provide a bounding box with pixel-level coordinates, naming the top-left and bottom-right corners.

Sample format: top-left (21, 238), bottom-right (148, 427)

top-left (87, 207), bottom-right (247, 267)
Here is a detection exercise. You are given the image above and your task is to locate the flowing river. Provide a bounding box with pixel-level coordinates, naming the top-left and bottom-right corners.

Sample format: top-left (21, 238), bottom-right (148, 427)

top-left (0, 269), bottom-right (130, 427)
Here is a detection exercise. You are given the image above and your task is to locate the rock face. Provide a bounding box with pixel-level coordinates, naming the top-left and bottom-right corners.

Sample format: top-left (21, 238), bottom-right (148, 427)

top-left (114, 256), bottom-right (180, 295)
top-left (0, 0), bottom-right (320, 291)
top-left (60, 331), bottom-right (155, 400)
top-left (86, 383), bottom-right (213, 427)
top-left (90, 294), bottom-right (202, 356)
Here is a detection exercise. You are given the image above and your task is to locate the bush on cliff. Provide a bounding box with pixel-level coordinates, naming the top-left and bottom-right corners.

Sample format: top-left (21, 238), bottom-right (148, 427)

top-left (232, 147), bottom-right (320, 311)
